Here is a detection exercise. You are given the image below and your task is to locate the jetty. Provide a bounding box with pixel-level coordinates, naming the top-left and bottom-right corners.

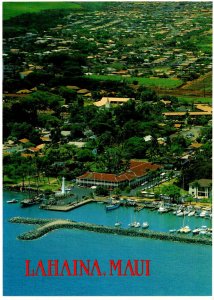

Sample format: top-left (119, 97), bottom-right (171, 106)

top-left (9, 217), bottom-right (212, 245)
top-left (40, 199), bottom-right (93, 211)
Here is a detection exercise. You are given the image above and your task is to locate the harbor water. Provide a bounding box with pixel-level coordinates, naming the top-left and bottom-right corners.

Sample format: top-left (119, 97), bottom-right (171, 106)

top-left (3, 191), bottom-right (212, 296)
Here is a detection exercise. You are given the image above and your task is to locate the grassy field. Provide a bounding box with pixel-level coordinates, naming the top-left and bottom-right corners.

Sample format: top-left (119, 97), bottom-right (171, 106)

top-left (147, 179), bottom-right (188, 196)
top-left (177, 96), bottom-right (212, 104)
top-left (86, 75), bottom-right (183, 89)
top-left (3, 175), bottom-right (61, 191)
top-left (3, 2), bottom-right (81, 20)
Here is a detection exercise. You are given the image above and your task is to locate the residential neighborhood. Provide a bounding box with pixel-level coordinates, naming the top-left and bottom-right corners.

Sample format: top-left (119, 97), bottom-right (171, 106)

top-left (3, 1), bottom-right (212, 203)
top-left (3, 2), bottom-right (212, 297)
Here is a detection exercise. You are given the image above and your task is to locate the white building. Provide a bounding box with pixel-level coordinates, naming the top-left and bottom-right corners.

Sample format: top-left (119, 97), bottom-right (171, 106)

top-left (189, 179), bottom-right (212, 199)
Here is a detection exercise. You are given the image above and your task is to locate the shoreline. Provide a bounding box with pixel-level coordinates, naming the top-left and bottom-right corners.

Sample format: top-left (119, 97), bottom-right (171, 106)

top-left (9, 217), bottom-right (212, 245)
top-left (4, 186), bottom-right (212, 210)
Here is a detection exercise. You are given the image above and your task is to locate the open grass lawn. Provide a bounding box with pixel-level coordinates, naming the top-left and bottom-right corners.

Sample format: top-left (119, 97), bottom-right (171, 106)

top-left (86, 75), bottom-right (183, 89)
top-left (3, 2), bottom-right (81, 20)
top-left (3, 175), bottom-right (19, 185)
top-left (3, 175), bottom-right (61, 191)
top-left (147, 179), bottom-right (188, 196)
top-left (177, 96), bottom-right (212, 104)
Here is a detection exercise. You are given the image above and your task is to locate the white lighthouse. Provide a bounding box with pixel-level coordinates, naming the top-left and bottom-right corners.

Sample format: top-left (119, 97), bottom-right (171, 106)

top-left (61, 177), bottom-right (65, 194)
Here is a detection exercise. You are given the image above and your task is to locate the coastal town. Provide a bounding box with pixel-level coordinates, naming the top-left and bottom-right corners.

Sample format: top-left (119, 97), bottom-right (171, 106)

top-left (3, 2), bottom-right (213, 298)
top-left (3, 2), bottom-right (212, 240)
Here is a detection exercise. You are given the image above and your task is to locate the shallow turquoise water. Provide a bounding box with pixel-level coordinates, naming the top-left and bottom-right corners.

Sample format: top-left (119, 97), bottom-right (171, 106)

top-left (3, 191), bottom-right (212, 296)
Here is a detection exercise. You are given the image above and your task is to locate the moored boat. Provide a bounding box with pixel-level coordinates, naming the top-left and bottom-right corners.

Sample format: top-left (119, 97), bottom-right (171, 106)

top-left (176, 211), bottom-right (184, 217)
top-left (198, 225), bottom-right (208, 235)
top-left (178, 225), bottom-right (191, 234)
top-left (128, 221), bottom-right (140, 228)
top-left (134, 222), bottom-right (141, 228)
top-left (205, 228), bottom-right (212, 236)
top-left (106, 202), bottom-right (120, 211)
top-left (115, 222), bottom-right (122, 227)
top-left (142, 222), bottom-right (149, 229)
top-left (158, 202), bottom-right (168, 213)
top-left (192, 228), bottom-right (201, 235)
top-left (20, 198), bottom-right (39, 208)
top-left (183, 210), bottom-right (190, 216)
top-left (199, 210), bottom-right (208, 218)
top-left (188, 211), bottom-right (195, 217)
top-left (7, 199), bottom-right (18, 204)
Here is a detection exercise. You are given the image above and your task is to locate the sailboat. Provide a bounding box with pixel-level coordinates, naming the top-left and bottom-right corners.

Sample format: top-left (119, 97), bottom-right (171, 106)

top-left (177, 214), bottom-right (191, 234)
top-left (128, 210), bottom-right (140, 227)
top-left (133, 221), bottom-right (141, 228)
top-left (188, 210), bottom-right (195, 217)
top-left (157, 201), bottom-right (168, 213)
top-left (115, 210), bottom-right (122, 227)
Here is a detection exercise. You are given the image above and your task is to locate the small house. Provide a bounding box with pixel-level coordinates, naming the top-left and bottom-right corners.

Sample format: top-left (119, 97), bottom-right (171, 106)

top-left (189, 179), bottom-right (212, 199)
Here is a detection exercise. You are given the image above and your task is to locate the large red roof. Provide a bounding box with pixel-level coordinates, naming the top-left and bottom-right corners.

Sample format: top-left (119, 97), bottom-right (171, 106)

top-left (77, 161), bottom-right (161, 183)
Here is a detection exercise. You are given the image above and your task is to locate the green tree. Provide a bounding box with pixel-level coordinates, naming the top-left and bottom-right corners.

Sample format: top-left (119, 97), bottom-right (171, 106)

top-left (77, 149), bottom-right (94, 162)
top-left (113, 187), bottom-right (122, 198)
top-left (95, 186), bottom-right (109, 196)
top-left (98, 147), bottom-right (127, 173)
top-left (58, 86), bottom-right (77, 104)
top-left (161, 184), bottom-right (181, 203)
top-left (124, 136), bottom-right (146, 159)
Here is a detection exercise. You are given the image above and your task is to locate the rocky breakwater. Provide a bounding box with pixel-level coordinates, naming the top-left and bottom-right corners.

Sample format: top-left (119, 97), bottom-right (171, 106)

top-left (9, 217), bottom-right (74, 240)
top-left (9, 217), bottom-right (212, 245)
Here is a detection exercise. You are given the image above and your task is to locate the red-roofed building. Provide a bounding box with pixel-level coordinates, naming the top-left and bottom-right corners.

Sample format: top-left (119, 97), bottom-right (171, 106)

top-left (76, 160), bottom-right (162, 188)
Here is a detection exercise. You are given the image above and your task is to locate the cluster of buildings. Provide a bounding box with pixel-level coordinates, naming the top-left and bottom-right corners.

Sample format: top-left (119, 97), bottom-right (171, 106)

top-left (3, 3), bottom-right (212, 201)
top-left (162, 103), bottom-right (212, 119)
top-left (3, 2), bottom-right (212, 83)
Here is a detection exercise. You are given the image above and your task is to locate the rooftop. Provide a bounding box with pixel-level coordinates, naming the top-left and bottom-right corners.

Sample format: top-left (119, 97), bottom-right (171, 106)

top-left (163, 111), bottom-right (212, 116)
top-left (190, 179), bottom-right (212, 187)
top-left (77, 160), bottom-right (161, 183)
top-left (93, 97), bottom-right (133, 107)
top-left (19, 138), bottom-right (30, 144)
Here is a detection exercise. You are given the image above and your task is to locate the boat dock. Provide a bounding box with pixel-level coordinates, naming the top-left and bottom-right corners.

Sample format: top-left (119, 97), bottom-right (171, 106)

top-left (134, 205), bottom-right (144, 212)
top-left (40, 199), bottom-right (93, 212)
top-left (9, 216), bottom-right (212, 245)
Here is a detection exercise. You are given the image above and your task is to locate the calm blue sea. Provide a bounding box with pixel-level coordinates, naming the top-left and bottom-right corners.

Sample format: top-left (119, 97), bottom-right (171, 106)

top-left (3, 191), bottom-right (212, 296)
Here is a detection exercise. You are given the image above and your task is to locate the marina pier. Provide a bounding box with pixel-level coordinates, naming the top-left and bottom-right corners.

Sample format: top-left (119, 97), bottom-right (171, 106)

top-left (9, 217), bottom-right (212, 245)
top-left (40, 199), bottom-right (93, 211)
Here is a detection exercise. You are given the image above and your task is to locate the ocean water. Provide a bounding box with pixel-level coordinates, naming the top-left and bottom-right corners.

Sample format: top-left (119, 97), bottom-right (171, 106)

top-left (3, 191), bottom-right (212, 296)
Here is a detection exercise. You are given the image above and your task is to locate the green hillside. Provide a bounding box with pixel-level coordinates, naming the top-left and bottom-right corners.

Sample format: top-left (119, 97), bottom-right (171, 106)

top-left (3, 2), bottom-right (82, 20)
top-left (3, 2), bottom-right (112, 20)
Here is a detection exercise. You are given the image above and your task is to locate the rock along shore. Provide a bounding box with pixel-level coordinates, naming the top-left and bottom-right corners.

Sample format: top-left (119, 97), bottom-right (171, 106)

top-left (9, 217), bottom-right (212, 245)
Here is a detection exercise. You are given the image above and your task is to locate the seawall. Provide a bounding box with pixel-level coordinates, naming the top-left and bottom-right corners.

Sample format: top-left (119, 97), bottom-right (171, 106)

top-left (9, 217), bottom-right (212, 245)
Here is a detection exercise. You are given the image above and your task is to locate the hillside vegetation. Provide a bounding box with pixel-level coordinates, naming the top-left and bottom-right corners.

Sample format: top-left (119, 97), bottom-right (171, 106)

top-left (3, 2), bottom-right (111, 20)
top-left (3, 2), bottom-right (82, 20)
top-left (181, 72), bottom-right (212, 92)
